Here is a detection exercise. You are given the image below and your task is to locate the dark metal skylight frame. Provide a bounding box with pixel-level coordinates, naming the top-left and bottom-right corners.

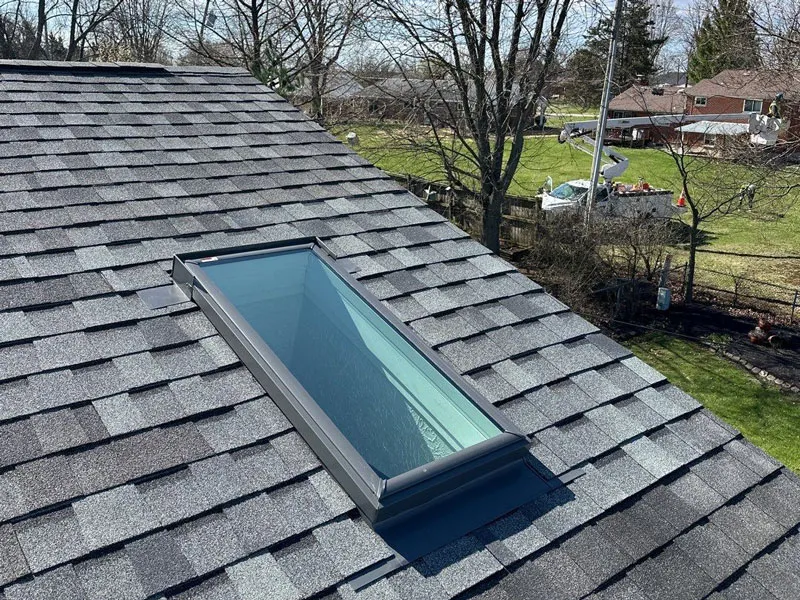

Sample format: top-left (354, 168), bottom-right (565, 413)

top-left (172, 238), bottom-right (533, 528)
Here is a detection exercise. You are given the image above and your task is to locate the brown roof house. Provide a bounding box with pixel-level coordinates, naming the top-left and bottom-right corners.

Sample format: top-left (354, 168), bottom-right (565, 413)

top-left (606, 84), bottom-right (688, 144)
top-left (1, 60), bottom-right (800, 600)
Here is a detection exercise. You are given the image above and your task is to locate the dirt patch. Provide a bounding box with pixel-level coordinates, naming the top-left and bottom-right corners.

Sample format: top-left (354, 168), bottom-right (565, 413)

top-left (610, 302), bottom-right (800, 391)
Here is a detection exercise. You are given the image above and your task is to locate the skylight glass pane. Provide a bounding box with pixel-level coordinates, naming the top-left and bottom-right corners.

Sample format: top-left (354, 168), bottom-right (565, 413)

top-left (198, 248), bottom-right (502, 478)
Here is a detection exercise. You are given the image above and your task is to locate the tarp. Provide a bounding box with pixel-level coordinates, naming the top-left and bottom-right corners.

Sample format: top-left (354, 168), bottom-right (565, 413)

top-left (674, 120), bottom-right (749, 135)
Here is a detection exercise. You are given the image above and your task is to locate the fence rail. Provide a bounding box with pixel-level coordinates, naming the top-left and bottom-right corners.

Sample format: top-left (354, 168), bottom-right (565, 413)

top-left (670, 264), bottom-right (800, 323)
top-left (387, 172), bottom-right (543, 248)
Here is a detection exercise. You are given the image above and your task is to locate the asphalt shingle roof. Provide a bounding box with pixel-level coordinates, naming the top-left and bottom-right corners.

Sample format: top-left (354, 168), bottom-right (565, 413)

top-left (0, 60), bottom-right (798, 599)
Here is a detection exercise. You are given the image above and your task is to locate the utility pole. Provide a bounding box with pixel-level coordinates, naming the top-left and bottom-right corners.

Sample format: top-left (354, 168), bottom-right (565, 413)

top-left (585, 0), bottom-right (625, 227)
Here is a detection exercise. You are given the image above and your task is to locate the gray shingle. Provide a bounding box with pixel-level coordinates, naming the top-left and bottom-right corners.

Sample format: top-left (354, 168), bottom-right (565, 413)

top-left (313, 519), bottom-right (392, 577)
top-left (126, 531), bottom-right (196, 596)
top-left (0, 524), bottom-right (29, 586)
top-left (527, 380), bottom-right (595, 423)
top-left (439, 335), bottom-right (508, 372)
top-left (172, 574), bottom-right (243, 600)
top-left (73, 485), bottom-right (152, 550)
top-left (86, 325), bottom-right (150, 358)
top-left (138, 468), bottom-right (208, 526)
top-left (709, 497), bottom-right (785, 554)
top-left (34, 332), bottom-right (98, 369)
top-left (74, 550), bottom-right (147, 600)
top-left (14, 507), bottom-right (88, 572)
top-left (231, 443), bottom-right (290, 491)
top-left (175, 513), bottom-right (246, 575)
top-left (586, 404), bottom-right (644, 443)
top-left (113, 352), bottom-right (167, 389)
top-left (92, 393), bottom-right (148, 435)
top-left (274, 536), bottom-right (341, 596)
top-left (483, 510), bottom-right (549, 563)
top-left (410, 313), bottom-right (477, 347)
top-left (0, 342), bottom-right (40, 380)
top-left (666, 471), bottom-right (726, 518)
top-left (570, 370), bottom-right (625, 404)
top-left (308, 470), bottom-right (356, 516)
top-left (227, 552), bottom-right (301, 600)
top-left (718, 571), bottom-right (779, 600)
top-left (3, 565), bottom-right (86, 600)
top-left (627, 544), bottom-right (716, 600)
top-left (561, 524), bottom-right (634, 586)
top-left (499, 397), bottom-right (551, 434)
top-left (675, 521), bottom-right (749, 583)
top-left (746, 473), bottom-right (800, 528)
top-left (0, 311), bottom-right (34, 343)
top-left (622, 435), bottom-right (684, 478)
top-left (11, 455), bottom-right (82, 514)
top-left (502, 546), bottom-right (592, 600)
top-left (0, 419), bottom-right (43, 467)
top-left (691, 450), bottom-right (761, 499)
top-left (416, 535), bottom-right (502, 597)
top-left (724, 438), bottom-right (781, 478)
top-left (669, 411), bottom-right (736, 455)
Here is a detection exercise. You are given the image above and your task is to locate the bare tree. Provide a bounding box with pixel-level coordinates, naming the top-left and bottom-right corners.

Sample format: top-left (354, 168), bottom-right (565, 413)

top-left (282, 0), bottom-right (368, 122)
top-left (88, 0), bottom-right (171, 61)
top-left (753, 0), bottom-right (800, 67)
top-left (59, 0), bottom-right (125, 60)
top-left (171, 0), bottom-right (302, 88)
top-left (369, 0), bottom-right (572, 252)
top-left (0, 0), bottom-right (64, 59)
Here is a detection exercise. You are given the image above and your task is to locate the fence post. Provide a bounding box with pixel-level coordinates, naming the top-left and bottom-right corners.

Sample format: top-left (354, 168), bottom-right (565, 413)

top-left (682, 262), bottom-right (688, 297)
top-left (792, 290), bottom-right (799, 325)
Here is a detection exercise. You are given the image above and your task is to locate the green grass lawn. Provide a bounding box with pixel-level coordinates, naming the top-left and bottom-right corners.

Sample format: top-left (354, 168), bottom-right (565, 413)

top-left (627, 333), bottom-right (800, 472)
top-left (333, 124), bottom-right (800, 286)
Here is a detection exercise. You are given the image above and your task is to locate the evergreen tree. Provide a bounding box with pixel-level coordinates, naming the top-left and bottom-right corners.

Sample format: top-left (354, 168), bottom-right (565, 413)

top-left (563, 0), bottom-right (668, 106)
top-left (688, 0), bottom-right (760, 83)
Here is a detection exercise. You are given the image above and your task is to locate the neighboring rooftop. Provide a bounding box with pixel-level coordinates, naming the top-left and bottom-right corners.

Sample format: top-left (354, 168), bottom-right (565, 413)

top-left (687, 69), bottom-right (800, 101)
top-left (295, 71), bottom-right (363, 101)
top-left (1, 60), bottom-right (799, 600)
top-left (650, 71), bottom-right (688, 87)
top-left (609, 84), bottom-right (687, 115)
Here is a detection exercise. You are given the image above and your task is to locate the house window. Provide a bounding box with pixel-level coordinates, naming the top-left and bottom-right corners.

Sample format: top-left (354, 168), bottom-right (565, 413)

top-left (744, 99), bottom-right (763, 112)
top-left (694, 96), bottom-right (707, 107)
top-left (172, 240), bottom-right (541, 537)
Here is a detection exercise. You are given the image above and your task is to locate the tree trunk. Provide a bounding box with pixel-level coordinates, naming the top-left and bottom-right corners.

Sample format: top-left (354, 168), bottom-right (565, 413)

top-left (481, 185), bottom-right (504, 253)
top-left (685, 211), bottom-right (699, 303)
top-left (66, 0), bottom-right (80, 60)
top-left (310, 74), bottom-right (323, 123)
top-left (31, 0), bottom-right (46, 59)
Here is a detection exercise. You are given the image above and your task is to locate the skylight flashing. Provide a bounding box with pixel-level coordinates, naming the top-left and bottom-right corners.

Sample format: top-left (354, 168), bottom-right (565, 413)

top-left (172, 238), bottom-right (545, 553)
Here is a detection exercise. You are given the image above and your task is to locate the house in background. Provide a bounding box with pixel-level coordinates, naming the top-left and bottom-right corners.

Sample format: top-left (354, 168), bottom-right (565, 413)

top-left (683, 69), bottom-right (800, 151)
top-left (607, 84), bottom-right (688, 144)
top-left (293, 71), bottom-right (363, 121)
top-left (606, 69), bottom-right (800, 152)
top-left (1, 60), bottom-right (799, 600)
top-left (354, 77), bottom-right (461, 124)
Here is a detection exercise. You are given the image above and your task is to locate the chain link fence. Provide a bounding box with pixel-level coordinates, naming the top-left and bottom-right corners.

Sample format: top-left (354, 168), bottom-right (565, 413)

top-left (669, 263), bottom-right (800, 324)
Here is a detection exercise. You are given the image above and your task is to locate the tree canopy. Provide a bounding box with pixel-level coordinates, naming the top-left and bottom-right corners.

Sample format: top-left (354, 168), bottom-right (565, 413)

top-left (563, 0), bottom-right (668, 106)
top-left (688, 0), bottom-right (760, 83)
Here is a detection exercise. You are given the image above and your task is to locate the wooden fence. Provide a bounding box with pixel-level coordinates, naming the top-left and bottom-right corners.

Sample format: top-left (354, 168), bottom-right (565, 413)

top-left (387, 172), bottom-right (543, 249)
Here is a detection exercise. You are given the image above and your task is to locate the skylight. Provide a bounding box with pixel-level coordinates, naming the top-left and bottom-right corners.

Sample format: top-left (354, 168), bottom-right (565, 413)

top-left (173, 239), bottom-right (547, 560)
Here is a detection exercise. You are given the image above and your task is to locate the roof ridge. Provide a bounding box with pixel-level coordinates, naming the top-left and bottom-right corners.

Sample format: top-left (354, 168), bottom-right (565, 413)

top-left (0, 60), bottom-right (168, 74)
top-left (0, 60), bottom-right (252, 76)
